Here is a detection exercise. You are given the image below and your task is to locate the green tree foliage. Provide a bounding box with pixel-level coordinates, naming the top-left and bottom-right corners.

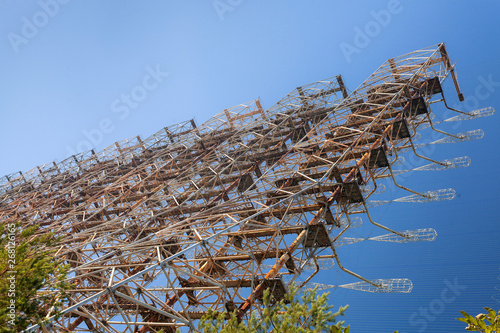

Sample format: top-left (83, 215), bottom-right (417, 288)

top-left (198, 284), bottom-right (349, 333)
top-left (0, 222), bottom-right (71, 332)
top-left (457, 307), bottom-right (500, 332)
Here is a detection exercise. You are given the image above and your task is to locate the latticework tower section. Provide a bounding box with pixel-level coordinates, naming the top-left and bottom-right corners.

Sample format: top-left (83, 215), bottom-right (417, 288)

top-left (0, 43), bottom-right (493, 332)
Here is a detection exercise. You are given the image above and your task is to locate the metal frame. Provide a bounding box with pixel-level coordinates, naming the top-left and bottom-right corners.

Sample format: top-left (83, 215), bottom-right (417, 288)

top-left (0, 43), bottom-right (487, 332)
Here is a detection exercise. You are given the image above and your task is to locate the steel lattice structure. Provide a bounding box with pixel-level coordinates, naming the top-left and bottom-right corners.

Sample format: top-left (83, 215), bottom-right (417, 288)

top-left (0, 43), bottom-right (494, 332)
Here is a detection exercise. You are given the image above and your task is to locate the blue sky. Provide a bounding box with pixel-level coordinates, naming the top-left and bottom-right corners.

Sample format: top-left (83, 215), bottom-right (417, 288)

top-left (1, 1), bottom-right (499, 332)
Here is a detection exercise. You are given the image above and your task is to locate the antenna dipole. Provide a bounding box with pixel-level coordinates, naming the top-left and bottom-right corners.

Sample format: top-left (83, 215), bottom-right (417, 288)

top-left (305, 279), bottom-right (413, 293)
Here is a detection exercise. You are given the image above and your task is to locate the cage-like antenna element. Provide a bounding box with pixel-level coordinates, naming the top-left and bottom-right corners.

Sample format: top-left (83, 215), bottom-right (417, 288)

top-left (397, 129), bottom-right (484, 154)
top-left (306, 279), bottom-right (413, 293)
top-left (393, 188), bottom-right (456, 203)
top-left (367, 188), bottom-right (457, 208)
top-left (413, 156), bottom-right (471, 171)
top-left (334, 228), bottom-right (437, 247)
top-left (334, 216), bottom-right (363, 229)
top-left (425, 129), bottom-right (484, 145)
top-left (361, 183), bottom-right (386, 195)
top-left (390, 156), bottom-right (471, 176)
top-left (369, 228), bottom-right (437, 242)
top-left (420, 107), bottom-right (495, 129)
top-left (340, 278), bottom-right (413, 293)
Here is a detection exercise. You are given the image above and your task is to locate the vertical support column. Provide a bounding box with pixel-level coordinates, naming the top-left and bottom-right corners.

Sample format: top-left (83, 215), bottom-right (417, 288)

top-left (336, 75), bottom-right (349, 99)
top-left (439, 43), bottom-right (464, 101)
